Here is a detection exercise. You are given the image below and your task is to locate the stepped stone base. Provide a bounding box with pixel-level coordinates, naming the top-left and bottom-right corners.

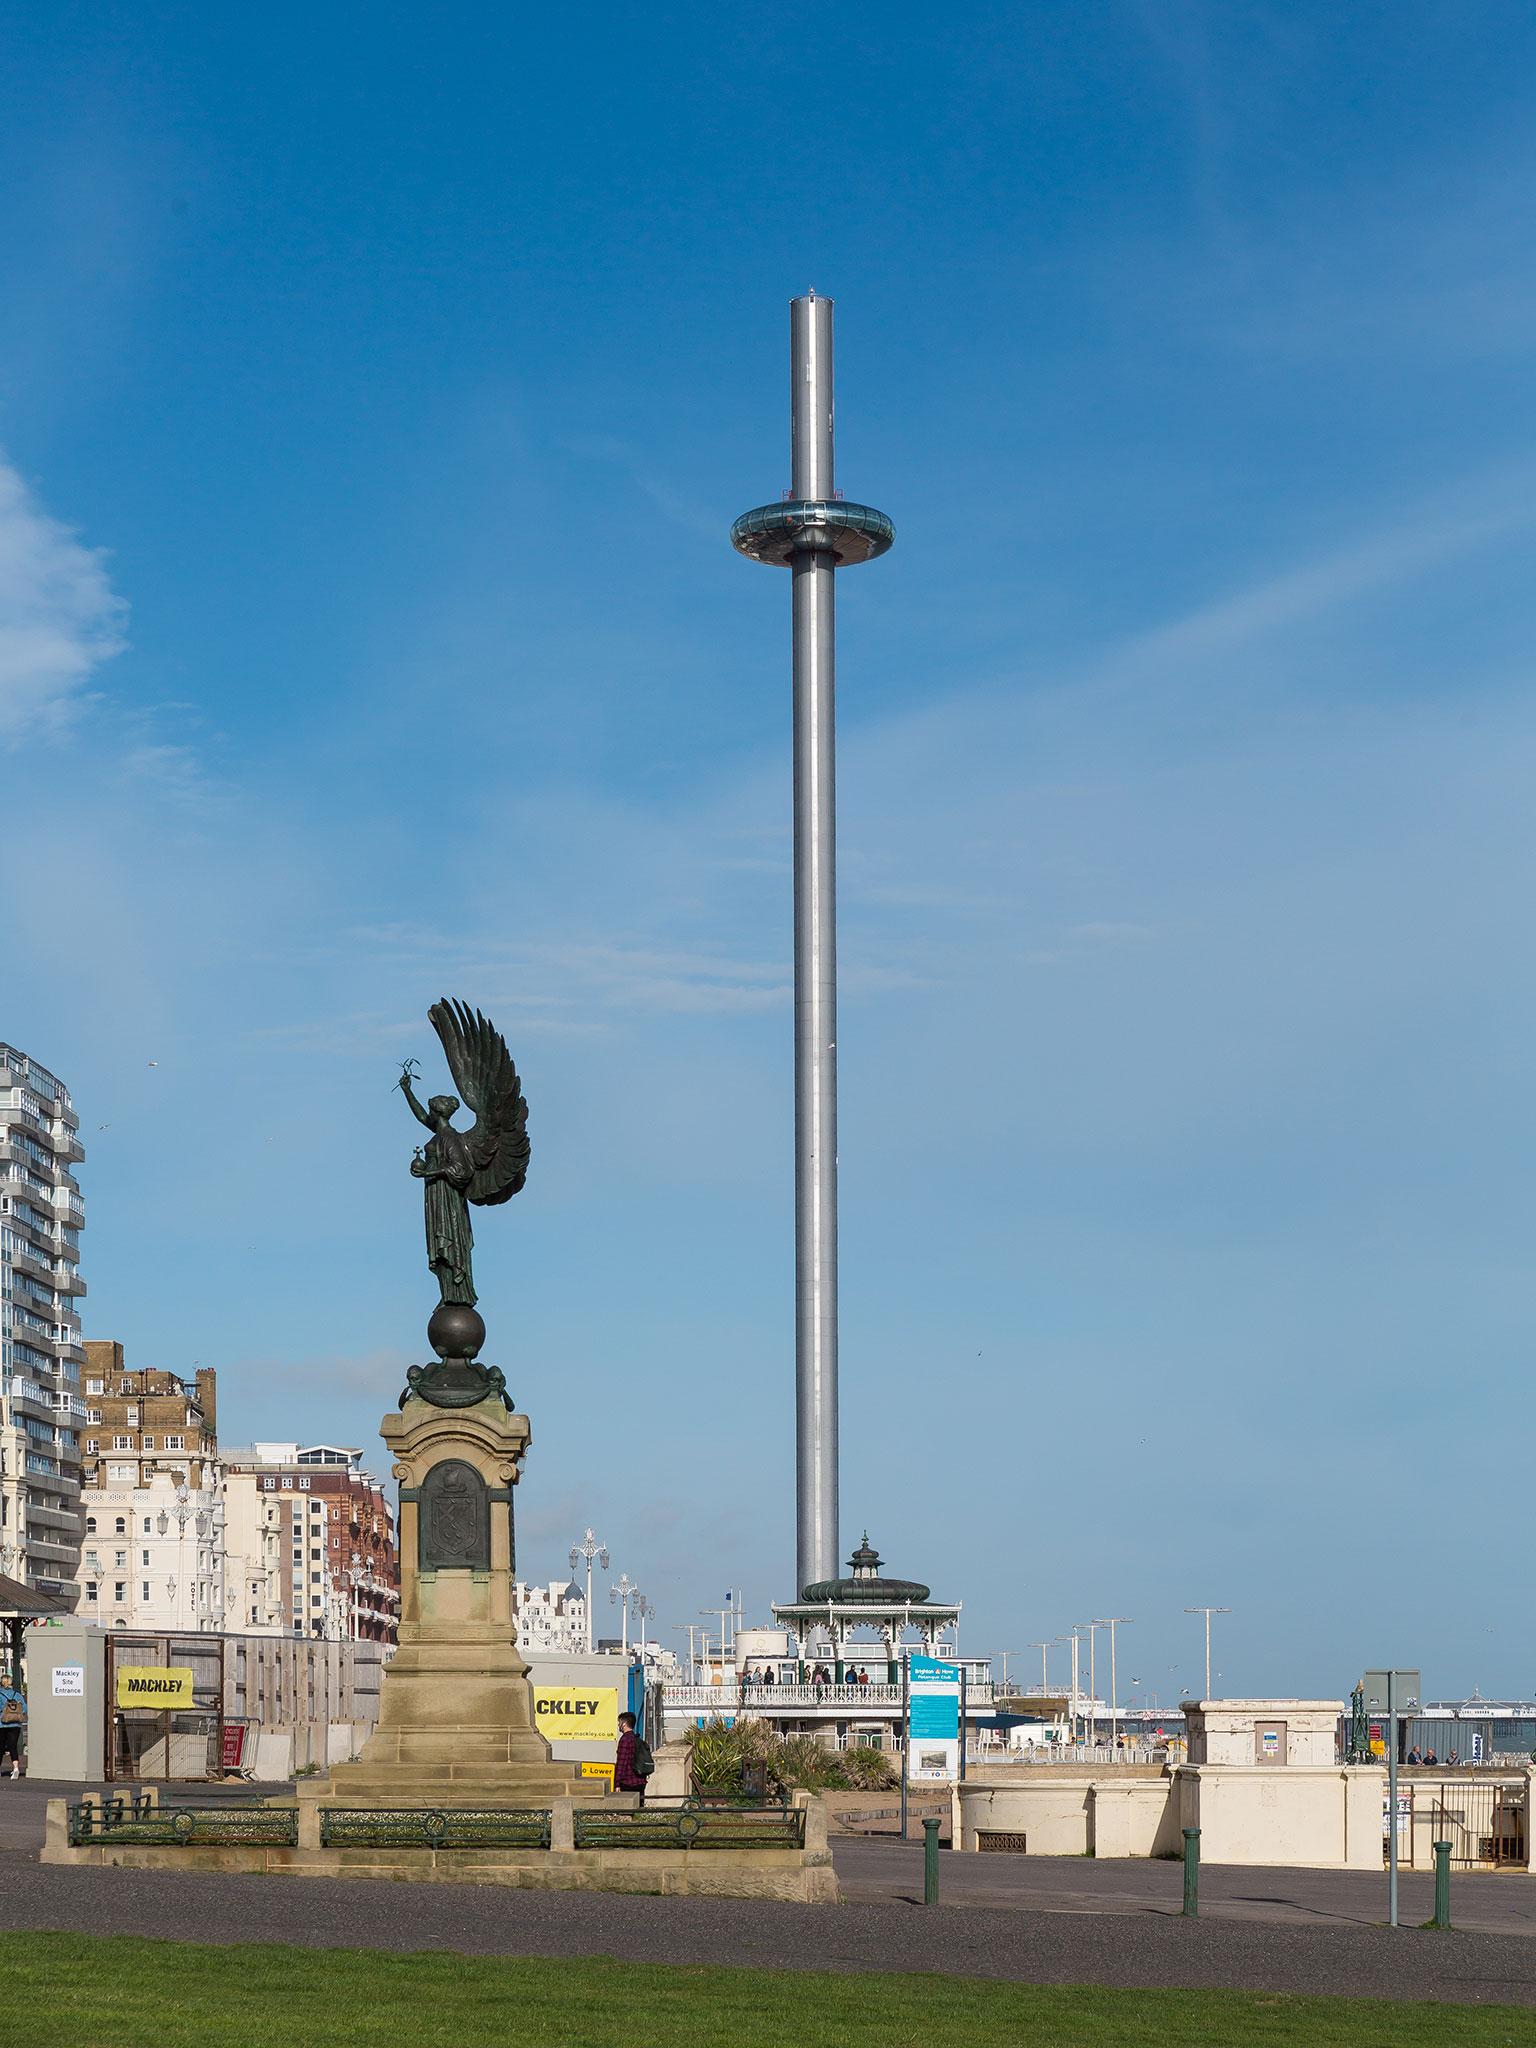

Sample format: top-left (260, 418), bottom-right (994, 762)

top-left (294, 1394), bottom-right (588, 1815)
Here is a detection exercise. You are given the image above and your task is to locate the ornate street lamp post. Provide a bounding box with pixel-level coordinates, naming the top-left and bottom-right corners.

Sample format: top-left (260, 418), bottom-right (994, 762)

top-left (569, 1528), bottom-right (608, 1654)
top-left (632, 1593), bottom-right (653, 1657)
top-left (610, 1574), bottom-right (638, 1654)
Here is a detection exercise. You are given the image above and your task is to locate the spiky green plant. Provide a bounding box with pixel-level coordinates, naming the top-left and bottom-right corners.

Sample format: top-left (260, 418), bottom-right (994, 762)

top-left (838, 1743), bottom-right (899, 1790)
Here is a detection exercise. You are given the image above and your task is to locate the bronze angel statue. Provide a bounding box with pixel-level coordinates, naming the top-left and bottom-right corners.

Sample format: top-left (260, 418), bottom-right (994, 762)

top-left (398, 1000), bottom-right (530, 1309)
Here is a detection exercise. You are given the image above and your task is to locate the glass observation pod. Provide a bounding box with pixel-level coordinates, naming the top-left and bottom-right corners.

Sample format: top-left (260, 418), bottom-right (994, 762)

top-left (730, 500), bottom-right (896, 568)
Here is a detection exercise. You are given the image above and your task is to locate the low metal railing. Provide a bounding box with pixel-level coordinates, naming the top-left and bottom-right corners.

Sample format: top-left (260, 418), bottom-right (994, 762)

top-left (667, 1682), bottom-right (997, 1714)
top-left (67, 1798), bottom-right (297, 1848)
top-left (573, 1803), bottom-right (805, 1851)
top-left (667, 1683), bottom-right (907, 1710)
top-left (319, 1807), bottom-right (551, 1849)
top-left (1000, 1742), bottom-right (1170, 1766)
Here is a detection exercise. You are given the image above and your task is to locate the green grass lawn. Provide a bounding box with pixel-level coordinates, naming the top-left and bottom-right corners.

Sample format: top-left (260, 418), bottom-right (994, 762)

top-left (0, 1932), bottom-right (1529, 2048)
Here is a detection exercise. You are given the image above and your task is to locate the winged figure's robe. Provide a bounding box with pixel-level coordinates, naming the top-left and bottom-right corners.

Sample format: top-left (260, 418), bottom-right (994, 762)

top-left (423, 1124), bottom-right (477, 1305)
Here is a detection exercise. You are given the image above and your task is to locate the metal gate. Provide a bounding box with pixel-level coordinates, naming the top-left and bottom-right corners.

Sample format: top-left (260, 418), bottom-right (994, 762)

top-left (1427, 1782), bottom-right (1525, 1868)
top-left (104, 1633), bottom-right (224, 1783)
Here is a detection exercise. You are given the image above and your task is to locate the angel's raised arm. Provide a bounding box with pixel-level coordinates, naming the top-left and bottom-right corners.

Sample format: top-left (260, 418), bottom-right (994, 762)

top-left (398, 1070), bottom-right (433, 1129)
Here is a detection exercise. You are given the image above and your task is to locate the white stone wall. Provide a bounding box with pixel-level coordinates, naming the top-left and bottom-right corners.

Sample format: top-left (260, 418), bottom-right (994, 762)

top-left (957, 1763), bottom-right (1392, 1867)
top-left (1184, 1699), bottom-right (1343, 1767)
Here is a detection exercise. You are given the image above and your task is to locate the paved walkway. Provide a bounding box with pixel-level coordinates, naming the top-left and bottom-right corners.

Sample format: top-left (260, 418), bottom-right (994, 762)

top-left (2, 1784), bottom-right (1534, 2006)
top-left (837, 1835), bottom-right (1536, 1938)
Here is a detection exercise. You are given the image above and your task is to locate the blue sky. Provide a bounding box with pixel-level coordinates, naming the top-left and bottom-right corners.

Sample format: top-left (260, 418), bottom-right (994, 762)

top-left (5, 1), bottom-right (1536, 1701)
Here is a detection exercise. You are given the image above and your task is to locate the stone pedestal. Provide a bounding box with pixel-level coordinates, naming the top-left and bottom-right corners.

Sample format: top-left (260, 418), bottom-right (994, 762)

top-left (304, 1392), bottom-right (579, 1812)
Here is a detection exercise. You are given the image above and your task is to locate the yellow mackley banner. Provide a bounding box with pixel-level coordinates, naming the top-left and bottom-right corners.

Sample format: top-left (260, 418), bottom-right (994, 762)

top-left (115, 1666), bottom-right (195, 1710)
top-left (533, 1685), bottom-right (619, 1742)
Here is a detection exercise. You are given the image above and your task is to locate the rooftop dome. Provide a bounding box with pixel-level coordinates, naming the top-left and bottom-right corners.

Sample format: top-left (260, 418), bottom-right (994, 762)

top-left (799, 1533), bottom-right (932, 1606)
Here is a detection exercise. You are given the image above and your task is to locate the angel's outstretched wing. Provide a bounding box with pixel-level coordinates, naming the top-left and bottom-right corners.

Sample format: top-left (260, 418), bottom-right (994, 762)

top-left (428, 998), bottom-right (530, 1206)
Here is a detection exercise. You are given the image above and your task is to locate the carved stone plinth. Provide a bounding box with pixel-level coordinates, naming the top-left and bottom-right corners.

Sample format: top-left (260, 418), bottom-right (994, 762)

top-left (304, 1392), bottom-right (579, 1808)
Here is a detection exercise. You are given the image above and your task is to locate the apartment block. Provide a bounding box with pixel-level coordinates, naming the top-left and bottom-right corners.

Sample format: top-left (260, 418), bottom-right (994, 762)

top-left (77, 1345), bottom-right (224, 1631)
top-left (0, 1044), bottom-right (88, 1607)
top-left (79, 1342), bottom-right (217, 1489)
top-left (222, 1444), bottom-right (398, 1642)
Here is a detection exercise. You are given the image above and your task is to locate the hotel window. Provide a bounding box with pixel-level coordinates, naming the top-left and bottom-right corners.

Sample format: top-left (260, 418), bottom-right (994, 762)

top-left (85, 1440), bottom-right (97, 1453)
top-left (310, 1547), bottom-right (320, 1561)
top-left (113, 1583), bottom-right (124, 1602)
top-left (85, 1378), bottom-right (103, 1395)
top-left (141, 1436), bottom-right (154, 1451)
top-left (85, 1584), bottom-right (97, 1603)
top-left (164, 1435), bottom-right (183, 1450)
top-left (112, 1435), bottom-right (132, 1451)
top-left (85, 1517), bottom-right (95, 1535)
top-left (114, 1518), bottom-right (125, 1535)
top-left (310, 1571), bottom-right (321, 1584)
top-left (141, 1582), bottom-right (150, 1602)
top-left (142, 1518), bottom-right (151, 1534)
top-left (141, 1550), bottom-right (150, 1567)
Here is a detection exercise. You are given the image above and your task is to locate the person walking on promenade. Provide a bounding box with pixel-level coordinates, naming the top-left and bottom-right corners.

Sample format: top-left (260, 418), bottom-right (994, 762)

top-left (0, 1681), bottom-right (24, 1779)
top-left (614, 1711), bottom-right (654, 1805)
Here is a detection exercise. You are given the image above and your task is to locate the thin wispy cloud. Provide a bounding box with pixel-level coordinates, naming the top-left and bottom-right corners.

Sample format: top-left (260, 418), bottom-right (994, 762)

top-left (347, 926), bottom-right (792, 1022)
top-left (0, 453), bottom-right (126, 740)
top-left (1119, 459), bottom-right (1536, 675)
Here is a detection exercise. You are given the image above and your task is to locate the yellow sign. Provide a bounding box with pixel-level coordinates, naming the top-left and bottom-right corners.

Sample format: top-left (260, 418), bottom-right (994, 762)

top-left (116, 1666), bottom-right (195, 1710)
top-left (580, 1761), bottom-right (616, 1786)
top-left (533, 1686), bottom-right (619, 1742)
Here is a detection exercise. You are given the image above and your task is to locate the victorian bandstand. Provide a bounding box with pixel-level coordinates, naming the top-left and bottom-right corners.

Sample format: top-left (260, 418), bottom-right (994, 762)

top-left (771, 1534), bottom-right (959, 1684)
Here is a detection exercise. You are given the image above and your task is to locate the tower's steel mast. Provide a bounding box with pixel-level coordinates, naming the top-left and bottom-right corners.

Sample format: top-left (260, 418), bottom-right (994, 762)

top-left (732, 295), bottom-right (894, 1595)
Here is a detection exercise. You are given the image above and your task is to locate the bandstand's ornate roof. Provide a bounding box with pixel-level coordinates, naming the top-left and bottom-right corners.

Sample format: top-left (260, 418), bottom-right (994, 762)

top-left (786, 1535), bottom-right (939, 1610)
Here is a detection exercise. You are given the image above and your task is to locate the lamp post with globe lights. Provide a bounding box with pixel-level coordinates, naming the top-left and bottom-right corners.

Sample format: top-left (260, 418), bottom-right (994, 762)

top-left (157, 1485), bottom-right (192, 1628)
top-left (632, 1593), bottom-right (654, 1657)
top-left (569, 1528), bottom-right (608, 1654)
top-left (610, 1574), bottom-right (639, 1654)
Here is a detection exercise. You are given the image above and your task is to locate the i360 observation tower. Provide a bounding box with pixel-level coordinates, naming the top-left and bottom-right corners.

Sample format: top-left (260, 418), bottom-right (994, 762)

top-left (731, 294), bottom-right (894, 1597)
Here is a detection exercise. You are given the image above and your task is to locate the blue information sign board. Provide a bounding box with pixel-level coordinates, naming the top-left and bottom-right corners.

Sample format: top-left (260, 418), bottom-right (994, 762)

top-left (908, 1656), bottom-right (961, 1740)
